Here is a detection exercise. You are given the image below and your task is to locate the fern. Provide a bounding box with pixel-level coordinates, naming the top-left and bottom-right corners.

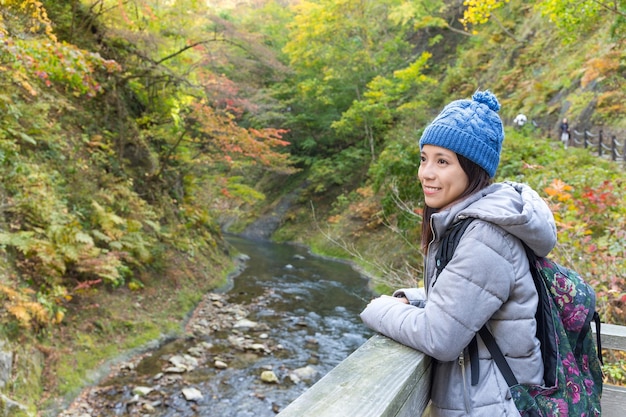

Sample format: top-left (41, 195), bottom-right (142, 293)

top-left (1, 284), bottom-right (53, 330)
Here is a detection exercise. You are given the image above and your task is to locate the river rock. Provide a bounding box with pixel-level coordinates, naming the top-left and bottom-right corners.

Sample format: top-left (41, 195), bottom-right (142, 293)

top-left (168, 354), bottom-right (199, 371)
top-left (289, 365), bottom-right (317, 383)
top-left (187, 341), bottom-right (213, 357)
top-left (214, 360), bottom-right (228, 369)
top-left (248, 343), bottom-right (270, 353)
top-left (164, 366), bottom-right (186, 373)
top-left (132, 386), bottom-right (154, 396)
top-left (208, 293), bottom-right (225, 301)
top-left (187, 346), bottom-right (203, 357)
top-left (0, 340), bottom-right (13, 388)
top-left (182, 387), bottom-right (203, 401)
top-left (233, 318), bottom-right (258, 329)
top-left (260, 370), bottom-right (278, 383)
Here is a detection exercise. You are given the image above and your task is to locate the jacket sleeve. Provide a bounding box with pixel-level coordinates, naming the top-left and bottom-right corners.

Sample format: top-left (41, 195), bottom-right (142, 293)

top-left (360, 223), bottom-right (518, 362)
top-left (392, 287), bottom-right (426, 307)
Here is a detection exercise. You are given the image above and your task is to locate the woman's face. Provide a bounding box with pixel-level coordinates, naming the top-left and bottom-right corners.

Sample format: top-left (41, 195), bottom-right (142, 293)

top-left (418, 145), bottom-right (469, 209)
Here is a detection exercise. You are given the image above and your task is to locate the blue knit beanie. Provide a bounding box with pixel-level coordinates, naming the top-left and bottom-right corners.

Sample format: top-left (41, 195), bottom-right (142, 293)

top-left (419, 90), bottom-right (504, 178)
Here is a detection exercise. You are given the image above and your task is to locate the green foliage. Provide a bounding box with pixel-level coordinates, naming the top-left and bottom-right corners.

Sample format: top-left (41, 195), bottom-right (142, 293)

top-left (388, 0), bottom-right (448, 30)
top-left (0, 1), bottom-right (300, 333)
top-left (237, 0), bottom-right (294, 53)
top-left (332, 52), bottom-right (436, 140)
top-left (534, 0), bottom-right (610, 44)
top-left (0, 24), bottom-right (120, 98)
top-left (461, 0), bottom-right (616, 45)
top-left (498, 129), bottom-right (561, 180)
top-left (283, 0), bottom-right (416, 156)
top-left (223, 176), bottom-right (267, 204)
top-left (368, 129), bottom-right (422, 233)
top-left (306, 147), bottom-right (369, 194)
top-left (603, 357), bottom-right (626, 385)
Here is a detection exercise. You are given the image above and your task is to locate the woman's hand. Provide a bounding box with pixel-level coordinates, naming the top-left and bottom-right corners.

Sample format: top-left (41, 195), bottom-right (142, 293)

top-left (368, 294), bottom-right (409, 306)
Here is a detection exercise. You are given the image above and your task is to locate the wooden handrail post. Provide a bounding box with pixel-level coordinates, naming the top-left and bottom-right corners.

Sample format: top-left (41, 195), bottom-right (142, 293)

top-left (598, 130), bottom-right (603, 156)
top-left (612, 136), bottom-right (617, 161)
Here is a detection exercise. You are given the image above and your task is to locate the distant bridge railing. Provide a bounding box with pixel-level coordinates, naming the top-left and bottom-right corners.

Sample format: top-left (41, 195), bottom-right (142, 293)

top-left (570, 128), bottom-right (626, 165)
top-left (277, 324), bottom-right (626, 417)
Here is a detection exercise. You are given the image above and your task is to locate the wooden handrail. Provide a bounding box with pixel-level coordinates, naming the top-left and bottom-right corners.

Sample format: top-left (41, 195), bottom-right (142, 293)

top-left (278, 325), bottom-right (626, 417)
top-left (595, 323), bottom-right (626, 351)
top-left (276, 334), bottom-right (431, 417)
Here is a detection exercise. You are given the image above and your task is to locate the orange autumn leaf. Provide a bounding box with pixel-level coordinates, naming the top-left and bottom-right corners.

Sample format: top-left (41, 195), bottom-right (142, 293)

top-left (544, 179), bottom-right (573, 202)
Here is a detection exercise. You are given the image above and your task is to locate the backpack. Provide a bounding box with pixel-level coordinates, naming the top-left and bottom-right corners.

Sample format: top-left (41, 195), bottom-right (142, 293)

top-left (436, 218), bottom-right (603, 417)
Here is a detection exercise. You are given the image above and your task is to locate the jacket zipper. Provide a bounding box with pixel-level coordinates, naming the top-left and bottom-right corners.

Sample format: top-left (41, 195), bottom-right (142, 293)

top-left (459, 351), bottom-right (471, 413)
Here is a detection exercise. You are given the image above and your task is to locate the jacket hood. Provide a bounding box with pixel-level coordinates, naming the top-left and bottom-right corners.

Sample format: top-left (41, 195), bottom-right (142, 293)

top-left (433, 181), bottom-right (557, 257)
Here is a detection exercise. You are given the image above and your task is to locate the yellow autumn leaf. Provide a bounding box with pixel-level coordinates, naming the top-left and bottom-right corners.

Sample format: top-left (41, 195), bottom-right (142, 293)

top-left (7, 304), bottom-right (32, 327)
top-left (55, 310), bottom-right (65, 324)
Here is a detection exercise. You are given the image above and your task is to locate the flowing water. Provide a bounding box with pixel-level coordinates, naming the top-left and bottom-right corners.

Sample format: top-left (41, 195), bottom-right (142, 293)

top-left (78, 235), bottom-right (375, 416)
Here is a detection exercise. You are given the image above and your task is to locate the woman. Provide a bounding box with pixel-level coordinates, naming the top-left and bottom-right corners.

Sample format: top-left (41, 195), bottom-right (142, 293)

top-left (360, 91), bottom-right (557, 417)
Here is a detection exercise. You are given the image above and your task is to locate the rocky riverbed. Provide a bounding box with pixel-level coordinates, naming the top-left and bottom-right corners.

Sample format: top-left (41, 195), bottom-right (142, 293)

top-left (57, 288), bottom-right (317, 416)
top-left (55, 241), bottom-right (374, 417)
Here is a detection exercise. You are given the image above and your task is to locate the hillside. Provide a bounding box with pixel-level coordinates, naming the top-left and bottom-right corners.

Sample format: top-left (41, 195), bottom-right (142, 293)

top-left (250, 0), bottom-right (626, 293)
top-left (0, 1), bottom-right (625, 415)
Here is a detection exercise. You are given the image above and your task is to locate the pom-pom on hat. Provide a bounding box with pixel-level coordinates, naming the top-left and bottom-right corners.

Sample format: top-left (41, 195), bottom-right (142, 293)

top-left (419, 90), bottom-right (504, 178)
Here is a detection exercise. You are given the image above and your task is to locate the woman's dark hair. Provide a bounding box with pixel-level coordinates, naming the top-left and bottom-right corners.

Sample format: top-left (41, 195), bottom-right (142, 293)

top-left (420, 153), bottom-right (492, 252)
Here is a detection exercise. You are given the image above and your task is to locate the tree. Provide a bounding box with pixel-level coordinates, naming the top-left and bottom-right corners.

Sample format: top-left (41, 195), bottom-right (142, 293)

top-left (283, 0), bottom-right (415, 158)
top-left (0, 0), bottom-right (299, 332)
top-left (331, 52), bottom-right (436, 160)
top-left (461, 0), bottom-right (625, 43)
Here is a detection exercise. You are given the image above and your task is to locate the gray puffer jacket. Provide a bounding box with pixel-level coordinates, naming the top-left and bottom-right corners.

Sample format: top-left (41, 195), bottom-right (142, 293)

top-left (360, 182), bottom-right (557, 417)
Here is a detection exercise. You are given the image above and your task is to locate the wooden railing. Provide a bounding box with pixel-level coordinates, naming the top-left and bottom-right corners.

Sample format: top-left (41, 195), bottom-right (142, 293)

top-left (570, 128), bottom-right (626, 165)
top-left (277, 324), bottom-right (626, 417)
top-left (276, 334), bottom-right (431, 417)
top-left (596, 323), bottom-right (626, 416)
top-left (517, 120), bottom-right (625, 167)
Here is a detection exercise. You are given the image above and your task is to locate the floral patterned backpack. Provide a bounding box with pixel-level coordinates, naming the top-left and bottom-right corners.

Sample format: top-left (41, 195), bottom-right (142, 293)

top-left (437, 218), bottom-right (603, 417)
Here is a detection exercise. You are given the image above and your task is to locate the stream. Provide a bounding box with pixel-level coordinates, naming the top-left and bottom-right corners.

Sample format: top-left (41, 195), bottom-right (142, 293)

top-left (59, 235), bottom-right (375, 417)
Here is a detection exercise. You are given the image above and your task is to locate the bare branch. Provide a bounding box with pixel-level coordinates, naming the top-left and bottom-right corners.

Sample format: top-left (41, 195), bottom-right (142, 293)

top-left (309, 201), bottom-right (421, 290)
top-left (590, 0), bottom-right (626, 18)
top-left (445, 23), bottom-right (474, 37)
top-left (490, 14), bottom-right (523, 42)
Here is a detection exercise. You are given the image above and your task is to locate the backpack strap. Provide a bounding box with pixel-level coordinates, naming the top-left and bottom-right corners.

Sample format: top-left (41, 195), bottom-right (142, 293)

top-left (434, 218), bottom-right (542, 388)
top-left (435, 218), bottom-right (485, 385)
top-left (468, 336), bottom-right (479, 386)
top-left (592, 311), bottom-right (603, 365)
top-left (436, 218), bottom-right (541, 387)
top-left (435, 218), bottom-right (474, 280)
top-left (478, 326), bottom-right (519, 387)
top-left (523, 245), bottom-right (558, 387)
